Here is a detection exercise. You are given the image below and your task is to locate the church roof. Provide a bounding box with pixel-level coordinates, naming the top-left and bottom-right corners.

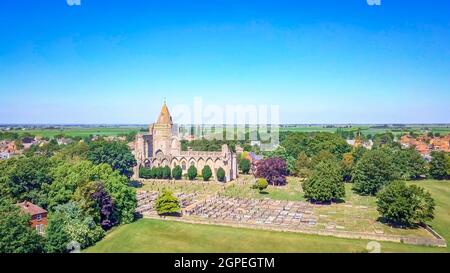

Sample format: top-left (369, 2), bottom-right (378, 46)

top-left (156, 102), bottom-right (173, 125)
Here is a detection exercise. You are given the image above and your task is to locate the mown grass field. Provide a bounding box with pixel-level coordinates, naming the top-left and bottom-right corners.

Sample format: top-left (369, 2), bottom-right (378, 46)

top-left (88, 180), bottom-right (450, 253)
top-left (7, 125), bottom-right (450, 138)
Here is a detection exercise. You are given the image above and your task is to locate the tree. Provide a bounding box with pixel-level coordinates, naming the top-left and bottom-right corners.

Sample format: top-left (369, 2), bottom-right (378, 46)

top-left (341, 152), bottom-right (354, 182)
top-left (1, 155), bottom-right (53, 208)
top-left (352, 149), bottom-right (396, 195)
top-left (302, 159), bottom-right (345, 202)
top-left (293, 152), bottom-right (311, 178)
top-left (139, 167), bottom-right (152, 179)
top-left (253, 178), bottom-right (268, 193)
top-left (376, 181), bottom-right (435, 226)
top-left (87, 141), bottom-right (137, 178)
top-left (0, 199), bottom-right (44, 253)
top-left (255, 158), bottom-right (288, 186)
top-left (216, 167), bottom-right (226, 182)
top-left (394, 148), bottom-right (427, 180)
top-left (263, 146), bottom-right (296, 174)
top-left (162, 166), bottom-right (171, 179)
top-left (155, 190), bottom-right (180, 215)
top-left (202, 165), bottom-right (212, 181)
top-left (239, 158), bottom-right (251, 174)
top-left (91, 183), bottom-right (118, 230)
top-left (172, 165), bottom-right (182, 180)
top-left (50, 202), bottom-right (105, 249)
top-left (429, 151), bottom-right (449, 180)
top-left (44, 211), bottom-right (71, 253)
top-left (187, 165), bottom-right (197, 180)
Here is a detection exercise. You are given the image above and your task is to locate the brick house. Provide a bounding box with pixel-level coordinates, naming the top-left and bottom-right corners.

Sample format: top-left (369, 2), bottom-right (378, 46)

top-left (16, 201), bottom-right (48, 235)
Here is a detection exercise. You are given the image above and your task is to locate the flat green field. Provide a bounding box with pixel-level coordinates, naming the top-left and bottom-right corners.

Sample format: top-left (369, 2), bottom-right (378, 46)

top-left (7, 125), bottom-right (449, 139)
top-left (87, 180), bottom-right (450, 253)
top-left (9, 127), bottom-right (143, 138)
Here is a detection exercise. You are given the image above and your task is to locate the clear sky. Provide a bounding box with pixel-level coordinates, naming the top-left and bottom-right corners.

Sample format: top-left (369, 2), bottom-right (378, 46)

top-left (1, 0), bottom-right (449, 124)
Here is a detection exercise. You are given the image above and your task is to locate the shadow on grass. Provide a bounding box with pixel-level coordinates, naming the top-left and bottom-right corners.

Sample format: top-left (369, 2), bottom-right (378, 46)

top-left (376, 217), bottom-right (420, 230)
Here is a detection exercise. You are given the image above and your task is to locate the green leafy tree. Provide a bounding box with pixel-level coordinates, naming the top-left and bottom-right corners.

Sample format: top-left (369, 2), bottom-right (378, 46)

top-left (376, 181), bottom-right (435, 226)
top-left (302, 159), bottom-right (345, 202)
top-left (139, 167), bottom-right (152, 179)
top-left (162, 166), bottom-right (171, 179)
top-left (202, 165), bottom-right (212, 181)
top-left (352, 149), bottom-right (396, 195)
top-left (172, 165), bottom-right (182, 180)
top-left (1, 155), bottom-right (53, 208)
top-left (216, 167), bottom-right (226, 182)
top-left (87, 141), bottom-right (137, 178)
top-left (44, 211), bottom-right (71, 253)
top-left (395, 148), bottom-right (427, 180)
top-left (293, 152), bottom-right (311, 178)
top-left (50, 202), bottom-right (105, 249)
top-left (239, 158), bottom-right (251, 174)
top-left (155, 190), bottom-right (180, 215)
top-left (0, 199), bottom-right (44, 253)
top-left (187, 165), bottom-right (197, 180)
top-left (429, 151), bottom-right (449, 180)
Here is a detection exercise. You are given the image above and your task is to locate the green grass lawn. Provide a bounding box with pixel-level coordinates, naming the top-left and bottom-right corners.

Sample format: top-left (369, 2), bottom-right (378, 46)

top-left (88, 180), bottom-right (450, 253)
top-left (85, 218), bottom-right (446, 253)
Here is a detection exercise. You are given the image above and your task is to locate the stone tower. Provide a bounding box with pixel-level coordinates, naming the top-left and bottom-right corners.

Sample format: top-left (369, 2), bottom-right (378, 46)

top-left (150, 101), bottom-right (173, 157)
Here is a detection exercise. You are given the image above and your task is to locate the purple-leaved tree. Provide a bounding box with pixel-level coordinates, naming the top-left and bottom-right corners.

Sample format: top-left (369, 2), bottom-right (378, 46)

top-left (92, 183), bottom-right (118, 230)
top-left (255, 157), bottom-right (288, 186)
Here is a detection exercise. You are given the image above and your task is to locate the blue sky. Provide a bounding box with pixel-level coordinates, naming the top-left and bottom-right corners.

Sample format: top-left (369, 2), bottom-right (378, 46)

top-left (1, 0), bottom-right (449, 124)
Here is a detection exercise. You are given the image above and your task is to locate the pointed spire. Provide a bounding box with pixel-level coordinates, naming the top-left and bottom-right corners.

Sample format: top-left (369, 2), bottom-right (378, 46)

top-left (156, 101), bottom-right (173, 125)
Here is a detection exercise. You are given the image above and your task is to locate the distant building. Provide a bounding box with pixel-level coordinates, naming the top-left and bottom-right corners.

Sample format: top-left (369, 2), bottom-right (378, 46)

top-left (16, 201), bottom-right (48, 235)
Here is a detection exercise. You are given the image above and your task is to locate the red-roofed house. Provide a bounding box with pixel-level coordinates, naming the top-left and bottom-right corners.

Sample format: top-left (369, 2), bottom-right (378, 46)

top-left (16, 201), bottom-right (47, 235)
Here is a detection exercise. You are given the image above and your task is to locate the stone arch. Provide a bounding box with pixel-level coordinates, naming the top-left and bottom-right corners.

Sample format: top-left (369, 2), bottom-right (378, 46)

top-left (152, 158), bottom-right (160, 167)
top-left (155, 149), bottom-right (164, 157)
top-left (197, 157), bottom-right (205, 174)
top-left (161, 158), bottom-right (169, 167)
top-left (179, 157), bottom-right (188, 171)
top-left (214, 158), bottom-right (223, 179)
top-left (206, 158), bottom-right (214, 177)
top-left (171, 158), bottom-right (179, 168)
top-left (189, 157), bottom-right (196, 167)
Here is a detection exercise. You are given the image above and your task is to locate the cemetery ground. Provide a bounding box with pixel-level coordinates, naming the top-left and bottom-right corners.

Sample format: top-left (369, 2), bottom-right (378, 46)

top-left (86, 178), bottom-right (450, 253)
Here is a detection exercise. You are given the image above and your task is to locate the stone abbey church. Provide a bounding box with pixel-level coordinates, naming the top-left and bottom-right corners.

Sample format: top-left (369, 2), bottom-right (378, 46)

top-left (134, 102), bottom-right (238, 182)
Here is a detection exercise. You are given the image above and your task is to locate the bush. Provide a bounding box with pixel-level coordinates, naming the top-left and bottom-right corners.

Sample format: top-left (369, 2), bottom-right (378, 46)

top-left (154, 167), bottom-right (163, 179)
top-left (172, 165), bottom-right (182, 180)
top-left (376, 181), bottom-right (435, 226)
top-left (239, 159), bottom-right (251, 174)
top-left (162, 166), bottom-right (171, 179)
top-left (302, 159), bottom-right (345, 202)
top-left (352, 149), bottom-right (396, 195)
top-left (255, 157), bottom-right (288, 186)
top-left (139, 167), bottom-right (152, 179)
top-left (202, 165), bottom-right (212, 181)
top-left (187, 165), bottom-right (197, 180)
top-left (253, 178), bottom-right (268, 192)
top-left (216, 167), bottom-right (226, 182)
top-left (155, 190), bottom-right (180, 215)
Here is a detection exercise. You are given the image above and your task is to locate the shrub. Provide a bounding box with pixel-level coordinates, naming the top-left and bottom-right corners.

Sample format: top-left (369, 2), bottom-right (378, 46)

top-left (187, 165), bottom-right (197, 180)
top-left (216, 167), bottom-right (226, 182)
top-left (239, 159), bottom-right (251, 174)
top-left (302, 159), bottom-right (345, 202)
top-left (352, 149), bottom-right (396, 195)
top-left (253, 178), bottom-right (268, 192)
top-left (202, 165), bottom-right (212, 181)
top-left (161, 166), bottom-right (171, 179)
top-left (255, 157), bottom-right (288, 186)
top-left (172, 165), bottom-right (182, 180)
top-left (139, 167), bottom-right (152, 179)
top-left (155, 190), bottom-right (180, 215)
top-left (376, 181), bottom-right (435, 226)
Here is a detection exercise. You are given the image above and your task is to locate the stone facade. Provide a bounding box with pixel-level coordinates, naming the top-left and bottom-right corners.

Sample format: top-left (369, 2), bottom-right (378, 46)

top-left (134, 102), bottom-right (237, 182)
